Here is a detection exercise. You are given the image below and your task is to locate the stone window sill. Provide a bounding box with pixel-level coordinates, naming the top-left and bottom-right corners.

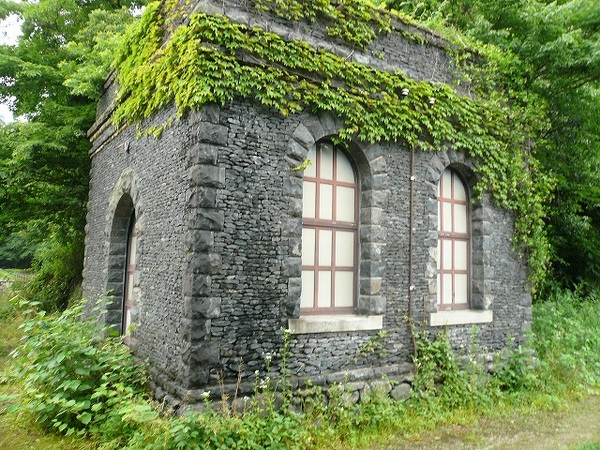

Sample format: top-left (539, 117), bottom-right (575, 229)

top-left (288, 315), bottom-right (383, 334)
top-left (429, 309), bottom-right (493, 326)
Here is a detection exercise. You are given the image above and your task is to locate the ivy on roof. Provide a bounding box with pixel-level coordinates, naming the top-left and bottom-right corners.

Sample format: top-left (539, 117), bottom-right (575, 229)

top-left (113, 0), bottom-right (552, 291)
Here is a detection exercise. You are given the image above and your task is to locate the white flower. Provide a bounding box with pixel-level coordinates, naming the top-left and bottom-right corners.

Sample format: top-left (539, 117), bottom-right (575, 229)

top-left (200, 391), bottom-right (210, 399)
top-left (402, 88), bottom-right (410, 96)
top-left (259, 376), bottom-right (270, 390)
top-left (429, 97), bottom-right (436, 105)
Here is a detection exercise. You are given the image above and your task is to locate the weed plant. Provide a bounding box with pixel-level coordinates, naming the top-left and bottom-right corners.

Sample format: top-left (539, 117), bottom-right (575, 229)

top-left (1, 285), bottom-right (600, 449)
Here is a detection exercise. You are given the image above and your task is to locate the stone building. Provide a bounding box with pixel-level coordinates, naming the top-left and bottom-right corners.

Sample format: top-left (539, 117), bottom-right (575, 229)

top-left (83, 0), bottom-right (532, 403)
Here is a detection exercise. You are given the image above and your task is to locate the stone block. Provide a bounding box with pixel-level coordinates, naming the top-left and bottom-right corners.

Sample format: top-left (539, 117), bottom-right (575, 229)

top-left (360, 260), bottom-right (384, 278)
top-left (195, 122), bottom-right (228, 146)
top-left (369, 379), bottom-right (392, 397)
top-left (360, 225), bottom-right (387, 243)
top-left (188, 208), bottom-right (224, 231)
top-left (183, 341), bottom-right (220, 366)
top-left (280, 218), bottom-right (302, 237)
top-left (357, 295), bottom-right (386, 315)
top-left (282, 177), bottom-right (303, 197)
top-left (361, 189), bottom-right (389, 208)
top-left (282, 257), bottom-right (302, 277)
top-left (180, 317), bottom-right (210, 341)
top-left (303, 117), bottom-right (325, 141)
top-left (281, 294), bottom-right (300, 318)
top-left (287, 139), bottom-right (307, 161)
top-left (186, 252), bottom-right (222, 274)
top-left (186, 187), bottom-right (217, 209)
top-left (360, 207), bottom-right (384, 226)
top-left (390, 383), bottom-right (412, 400)
top-left (292, 123), bottom-right (315, 148)
top-left (360, 277), bottom-right (382, 296)
top-left (182, 274), bottom-right (212, 297)
top-left (187, 143), bottom-right (218, 166)
top-left (179, 363), bottom-right (210, 390)
top-left (187, 297), bottom-right (221, 319)
top-left (189, 165), bottom-right (225, 188)
top-left (184, 230), bottom-right (214, 252)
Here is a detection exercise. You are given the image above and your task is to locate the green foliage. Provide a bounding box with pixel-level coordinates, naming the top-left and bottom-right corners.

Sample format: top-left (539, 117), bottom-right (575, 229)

top-left (0, 0), bottom-right (146, 310)
top-left (412, 329), bottom-right (487, 410)
top-left (492, 338), bottom-right (538, 393)
top-left (532, 287), bottom-right (600, 389)
top-left (114, 1), bottom-right (553, 290)
top-left (385, 0), bottom-right (600, 291)
top-left (0, 231), bottom-right (35, 268)
top-left (22, 232), bottom-right (85, 312)
top-left (2, 289), bottom-right (600, 448)
top-left (255, 0), bottom-right (392, 47)
top-left (8, 299), bottom-right (152, 441)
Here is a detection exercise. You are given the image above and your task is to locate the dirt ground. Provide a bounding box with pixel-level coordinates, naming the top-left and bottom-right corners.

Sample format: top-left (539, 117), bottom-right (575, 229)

top-left (375, 394), bottom-right (600, 449)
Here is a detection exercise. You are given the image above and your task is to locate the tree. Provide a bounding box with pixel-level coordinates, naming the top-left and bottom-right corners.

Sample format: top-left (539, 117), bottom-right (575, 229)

top-left (0, 0), bottom-right (145, 309)
top-left (386, 0), bottom-right (600, 291)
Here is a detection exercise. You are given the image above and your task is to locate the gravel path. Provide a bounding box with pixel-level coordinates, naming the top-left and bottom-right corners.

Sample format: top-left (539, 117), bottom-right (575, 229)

top-left (373, 394), bottom-right (600, 449)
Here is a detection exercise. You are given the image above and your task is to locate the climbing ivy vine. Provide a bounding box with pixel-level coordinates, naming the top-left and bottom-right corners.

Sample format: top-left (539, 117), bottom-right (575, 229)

top-left (113, 0), bottom-right (553, 291)
top-left (254, 0), bottom-right (392, 47)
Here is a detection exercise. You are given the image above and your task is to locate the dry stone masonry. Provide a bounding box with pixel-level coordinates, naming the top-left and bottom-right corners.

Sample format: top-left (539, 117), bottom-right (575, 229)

top-left (83, 0), bottom-right (532, 406)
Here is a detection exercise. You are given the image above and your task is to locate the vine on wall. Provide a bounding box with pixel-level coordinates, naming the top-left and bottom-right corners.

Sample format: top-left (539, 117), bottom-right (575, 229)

top-left (113, 0), bottom-right (552, 291)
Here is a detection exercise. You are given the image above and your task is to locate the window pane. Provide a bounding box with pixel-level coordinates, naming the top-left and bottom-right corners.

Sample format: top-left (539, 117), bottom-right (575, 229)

top-left (318, 271), bottom-right (332, 308)
top-left (320, 143), bottom-right (334, 180)
top-left (302, 228), bottom-right (316, 265)
top-left (303, 181), bottom-right (316, 219)
top-left (301, 270), bottom-right (315, 308)
top-left (455, 204), bottom-right (468, 233)
top-left (336, 186), bottom-right (356, 222)
top-left (319, 184), bottom-right (333, 220)
top-left (437, 273), bottom-right (441, 304)
top-left (442, 274), bottom-right (453, 304)
top-left (319, 229), bottom-right (333, 266)
top-left (442, 170), bottom-right (452, 197)
top-left (124, 309), bottom-right (131, 332)
top-left (305, 148), bottom-right (317, 178)
top-left (455, 274), bottom-right (468, 304)
top-left (455, 240), bottom-right (468, 271)
top-left (335, 231), bottom-right (355, 266)
top-left (442, 239), bottom-right (452, 270)
top-left (336, 151), bottom-right (355, 183)
top-left (442, 202), bottom-right (452, 232)
top-left (126, 274), bottom-right (134, 299)
top-left (129, 233), bottom-right (138, 265)
top-left (453, 174), bottom-right (467, 201)
top-left (335, 271), bottom-right (354, 307)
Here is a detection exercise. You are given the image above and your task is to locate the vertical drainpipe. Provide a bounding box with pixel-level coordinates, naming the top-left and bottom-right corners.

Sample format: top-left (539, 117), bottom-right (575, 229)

top-left (408, 144), bottom-right (418, 359)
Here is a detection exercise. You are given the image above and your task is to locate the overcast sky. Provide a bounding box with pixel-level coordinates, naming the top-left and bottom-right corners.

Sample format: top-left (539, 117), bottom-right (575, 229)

top-left (0, 14), bottom-right (22, 123)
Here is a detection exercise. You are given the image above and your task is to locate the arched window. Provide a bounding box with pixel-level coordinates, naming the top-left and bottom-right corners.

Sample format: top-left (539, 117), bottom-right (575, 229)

top-left (122, 211), bottom-right (137, 343)
top-left (437, 168), bottom-right (470, 310)
top-left (301, 141), bottom-right (358, 314)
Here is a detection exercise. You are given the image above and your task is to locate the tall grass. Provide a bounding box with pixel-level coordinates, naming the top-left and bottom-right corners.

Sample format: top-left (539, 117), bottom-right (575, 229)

top-left (1, 280), bottom-right (599, 449)
top-left (533, 288), bottom-right (600, 391)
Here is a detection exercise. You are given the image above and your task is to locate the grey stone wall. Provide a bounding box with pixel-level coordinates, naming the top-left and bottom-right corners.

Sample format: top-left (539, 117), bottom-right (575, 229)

top-left (84, 0), bottom-right (531, 401)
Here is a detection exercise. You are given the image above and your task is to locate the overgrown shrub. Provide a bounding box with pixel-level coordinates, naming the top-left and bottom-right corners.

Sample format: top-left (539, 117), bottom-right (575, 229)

top-left (8, 300), bottom-right (153, 441)
top-left (492, 338), bottom-right (538, 393)
top-left (23, 233), bottom-right (84, 312)
top-left (533, 287), bottom-right (600, 390)
top-left (4, 287), bottom-right (600, 449)
top-left (412, 329), bottom-right (486, 410)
